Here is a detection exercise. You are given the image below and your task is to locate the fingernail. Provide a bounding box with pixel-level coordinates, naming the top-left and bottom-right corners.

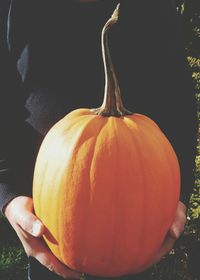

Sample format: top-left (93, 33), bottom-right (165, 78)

top-left (32, 220), bottom-right (43, 236)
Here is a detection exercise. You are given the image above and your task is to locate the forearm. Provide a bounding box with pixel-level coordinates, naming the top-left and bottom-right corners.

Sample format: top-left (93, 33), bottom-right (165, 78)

top-left (0, 0), bottom-right (36, 212)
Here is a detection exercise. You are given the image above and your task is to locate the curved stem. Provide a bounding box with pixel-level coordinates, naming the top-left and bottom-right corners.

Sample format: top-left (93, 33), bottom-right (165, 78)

top-left (93, 3), bottom-right (133, 117)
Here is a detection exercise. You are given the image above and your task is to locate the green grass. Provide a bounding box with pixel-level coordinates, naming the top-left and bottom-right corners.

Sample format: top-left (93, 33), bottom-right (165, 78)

top-left (0, 214), bottom-right (27, 279)
top-left (0, 246), bottom-right (27, 280)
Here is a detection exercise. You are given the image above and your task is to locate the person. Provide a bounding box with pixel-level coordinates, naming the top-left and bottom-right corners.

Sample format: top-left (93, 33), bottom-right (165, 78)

top-left (0, 0), bottom-right (197, 279)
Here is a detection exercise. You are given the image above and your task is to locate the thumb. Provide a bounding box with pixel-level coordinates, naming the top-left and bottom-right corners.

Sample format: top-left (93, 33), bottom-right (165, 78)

top-left (16, 211), bottom-right (45, 237)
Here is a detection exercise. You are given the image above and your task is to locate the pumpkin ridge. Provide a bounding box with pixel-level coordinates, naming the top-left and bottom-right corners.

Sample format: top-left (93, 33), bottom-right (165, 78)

top-left (75, 118), bottom-right (120, 275)
top-left (108, 119), bottom-right (140, 274)
top-left (74, 117), bottom-right (115, 273)
top-left (124, 117), bottom-right (180, 270)
top-left (126, 115), bottom-right (180, 198)
top-left (83, 118), bottom-right (140, 275)
top-left (98, 118), bottom-right (122, 274)
top-left (33, 114), bottom-right (105, 264)
top-left (58, 115), bottom-right (107, 267)
top-left (121, 119), bottom-right (147, 269)
top-left (107, 118), bottom-right (141, 273)
top-left (123, 118), bottom-right (164, 269)
top-left (80, 119), bottom-right (109, 272)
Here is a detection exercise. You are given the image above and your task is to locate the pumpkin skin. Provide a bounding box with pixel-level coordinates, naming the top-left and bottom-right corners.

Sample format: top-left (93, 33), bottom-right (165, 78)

top-left (33, 108), bottom-right (180, 277)
top-left (32, 4), bottom-right (180, 277)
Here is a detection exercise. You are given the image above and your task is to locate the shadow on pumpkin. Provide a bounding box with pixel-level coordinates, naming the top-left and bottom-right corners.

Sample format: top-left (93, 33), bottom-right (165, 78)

top-left (43, 228), bottom-right (58, 245)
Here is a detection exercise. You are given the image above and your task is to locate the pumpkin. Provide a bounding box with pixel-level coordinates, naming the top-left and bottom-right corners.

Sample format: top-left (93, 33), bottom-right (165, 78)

top-left (33, 4), bottom-right (180, 277)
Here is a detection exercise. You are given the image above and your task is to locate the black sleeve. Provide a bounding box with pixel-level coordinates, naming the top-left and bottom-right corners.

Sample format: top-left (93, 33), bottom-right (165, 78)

top-left (0, 0), bottom-right (42, 213)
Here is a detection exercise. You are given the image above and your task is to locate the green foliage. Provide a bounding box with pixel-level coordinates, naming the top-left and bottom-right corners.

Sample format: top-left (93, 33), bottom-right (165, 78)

top-left (177, 0), bottom-right (200, 55)
top-left (187, 55), bottom-right (200, 223)
top-left (0, 247), bottom-right (27, 280)
top-left (0, 214), bottom-right (27, 280)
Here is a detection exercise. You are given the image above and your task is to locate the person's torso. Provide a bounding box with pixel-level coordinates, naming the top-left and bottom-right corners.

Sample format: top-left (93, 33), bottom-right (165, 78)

top-left (14, 0), bottom-right (177, 135)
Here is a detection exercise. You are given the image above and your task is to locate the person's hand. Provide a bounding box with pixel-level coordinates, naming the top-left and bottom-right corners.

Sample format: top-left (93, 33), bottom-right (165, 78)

top-left (4, 196), bottom-right (81, 279)
top-left (142, 200), bottom-right (187, 272)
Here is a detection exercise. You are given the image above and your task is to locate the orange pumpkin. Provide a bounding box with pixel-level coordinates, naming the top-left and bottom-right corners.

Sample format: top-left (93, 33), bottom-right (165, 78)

top-left (33, 4), bottom-right (180, 277)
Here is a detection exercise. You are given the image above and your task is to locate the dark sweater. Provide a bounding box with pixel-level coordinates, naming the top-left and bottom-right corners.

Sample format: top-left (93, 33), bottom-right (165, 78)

top-left (0, 0), bottom-right (197, 211)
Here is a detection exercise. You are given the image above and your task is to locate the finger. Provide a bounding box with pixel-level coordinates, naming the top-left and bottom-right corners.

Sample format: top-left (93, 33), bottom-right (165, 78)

top-left (154, 234), bottom-right (176, 263)
top-left (178, 201), bottom-right (187, 213)
top-left (169, 207), bottom-right (187, 239)
top-left (134, 234), bottom-right (176, 273)
top-left (169, 220), bottom-right (185, 239)
top-left (140, 202), bottom-right (187, 271)
top-left (16, 227), bottom-right (81, 279)
top-left (4, 196), bottom-right (45, 237)
top-left (16, 210), bottom-right (45, 237)
top-left (36, 251), bottom-right (81, 279)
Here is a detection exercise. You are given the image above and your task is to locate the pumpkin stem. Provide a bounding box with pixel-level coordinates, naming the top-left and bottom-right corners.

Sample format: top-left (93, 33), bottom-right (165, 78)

top-left (92, 3), bottom-right (133, 117)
